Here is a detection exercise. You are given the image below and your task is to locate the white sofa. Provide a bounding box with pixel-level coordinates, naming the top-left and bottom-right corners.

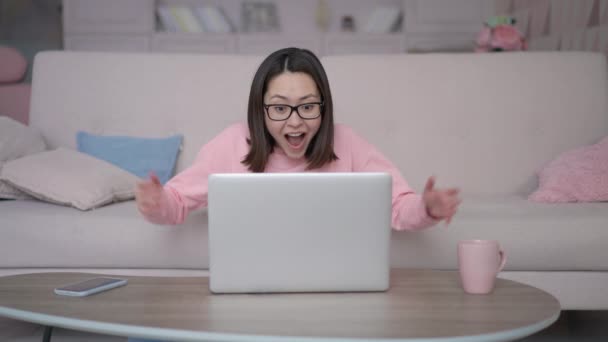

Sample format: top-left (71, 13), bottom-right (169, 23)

top-left (1, 51), bottom-right (607, 310)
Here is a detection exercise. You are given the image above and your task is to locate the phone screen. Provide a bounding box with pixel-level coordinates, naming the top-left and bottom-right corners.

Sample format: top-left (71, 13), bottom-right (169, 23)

top-left (57, 278), bottom-right (124, 292)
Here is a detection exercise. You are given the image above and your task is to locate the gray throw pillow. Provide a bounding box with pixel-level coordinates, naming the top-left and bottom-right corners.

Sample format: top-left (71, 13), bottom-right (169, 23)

top-left (1, 148), bottom-right (139, 210)
top-left (0, 116), bottom-right (46, 199)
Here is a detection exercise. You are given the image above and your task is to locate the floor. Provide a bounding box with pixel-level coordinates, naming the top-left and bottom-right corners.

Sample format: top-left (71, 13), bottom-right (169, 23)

top-left (1, 311), bottom-right (607, 341)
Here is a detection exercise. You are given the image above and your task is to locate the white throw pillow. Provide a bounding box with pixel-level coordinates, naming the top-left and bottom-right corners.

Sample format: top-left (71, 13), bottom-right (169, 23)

top-left (0, 163), bottom-right (35, 200)
top-left (0, 148), bottom-right (139, 210)
top-left (0, 116), bottom-right (47, 199)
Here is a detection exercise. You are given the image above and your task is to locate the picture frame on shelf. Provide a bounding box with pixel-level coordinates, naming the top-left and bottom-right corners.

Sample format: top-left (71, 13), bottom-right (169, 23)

top-left (529, 0), bottom-right (550, 37)
top-left (511, 9), bottom-right (530, 38)
top-left (548, 0), bottom-right (564, 34)
top-left (584, 26), bottom-right (600, 51)
top-left (569, 29), bottom-right (587, 50)
top-left (241, 2), bottom-right (280, 33)
top-left (527, 34), bottom-right (560, 51)
top-left (363, 7), bottom-right (402, 34)
top-left (570, 0), bottom-right (596, 28)
top-left (599, 26), bottom-right (608, 54)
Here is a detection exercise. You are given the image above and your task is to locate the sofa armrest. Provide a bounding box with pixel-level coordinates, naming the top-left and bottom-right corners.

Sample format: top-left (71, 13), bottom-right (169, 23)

top-left (0, 84), bottom-right (31, 125)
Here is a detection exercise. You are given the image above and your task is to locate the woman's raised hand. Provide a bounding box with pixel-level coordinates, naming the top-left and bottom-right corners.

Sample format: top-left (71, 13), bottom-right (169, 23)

top-left (422, 176), bottom-right (461, 226)
top-left (135, 172), bottom-right (164, 216)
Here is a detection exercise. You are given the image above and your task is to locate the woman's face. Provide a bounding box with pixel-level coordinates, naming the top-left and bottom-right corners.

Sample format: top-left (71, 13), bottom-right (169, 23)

top-left (264, 71), bottom-right (322, 159)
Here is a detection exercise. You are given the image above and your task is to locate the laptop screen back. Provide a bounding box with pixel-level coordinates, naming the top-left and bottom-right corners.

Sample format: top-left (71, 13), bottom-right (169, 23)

top-left (208, 172), bottom-right (392, 293)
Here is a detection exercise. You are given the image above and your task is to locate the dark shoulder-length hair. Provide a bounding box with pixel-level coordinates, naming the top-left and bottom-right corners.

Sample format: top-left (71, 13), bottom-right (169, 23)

top-left (241, 47), bottom-right (338, 172)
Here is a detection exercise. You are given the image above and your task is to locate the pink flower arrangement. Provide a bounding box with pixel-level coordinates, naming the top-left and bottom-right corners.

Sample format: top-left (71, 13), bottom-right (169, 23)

top-left (475, 17), bottom-right (527, 52)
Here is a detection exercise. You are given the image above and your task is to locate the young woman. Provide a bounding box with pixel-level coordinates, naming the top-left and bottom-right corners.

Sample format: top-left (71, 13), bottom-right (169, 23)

top-left (131, 46), bottom-right (461, 342)
top-left (136, 47), bottom-right (460, 231)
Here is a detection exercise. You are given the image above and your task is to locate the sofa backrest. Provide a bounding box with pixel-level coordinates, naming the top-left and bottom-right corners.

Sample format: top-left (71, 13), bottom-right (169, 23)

top-left (0, 46), bottom-right (31, 125)
top-left (322, 52), bottom-right (608, 195)
top-left (30, 52), bottom-right (263, 175)
top-left (30, 51), bottom-right (607, 196)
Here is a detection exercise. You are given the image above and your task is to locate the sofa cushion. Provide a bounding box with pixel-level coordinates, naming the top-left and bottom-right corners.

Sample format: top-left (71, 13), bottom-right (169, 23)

top-left (529, 136), bottom-right (608, 203)
top-left (0, 148), bottom-right (138, 210)
top-left (77, 131), bottom-right (183, 185)
top-left (390, 196), bottom-right (608, 271)
top-left (1, 196), bottom-right (606, 271)
top-left (0, 200), bottom-right (208, 269)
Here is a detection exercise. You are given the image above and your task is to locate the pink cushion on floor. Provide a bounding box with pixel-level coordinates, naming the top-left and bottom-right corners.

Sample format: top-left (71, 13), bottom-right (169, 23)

top-left (0, 84), bottom-right (31, 125)
top-left (529, 137), bottom-right (608, 203)
top-left (0, 46), bottom-right (27, 83)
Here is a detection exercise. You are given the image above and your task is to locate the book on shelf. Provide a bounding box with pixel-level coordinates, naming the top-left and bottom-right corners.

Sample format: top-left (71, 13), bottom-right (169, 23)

top-left (156, 5), bottom-right (234, 34)
top-left (194, 6), bottom-right (235, 33)
top-left (241, 2), bottom-right (280, 33)
top-left (171, 6), bottom-right (204, 33)
top-left (363, 7), bottom-right (402, 33)
top-left (157, 6), bottom-right (178, 33)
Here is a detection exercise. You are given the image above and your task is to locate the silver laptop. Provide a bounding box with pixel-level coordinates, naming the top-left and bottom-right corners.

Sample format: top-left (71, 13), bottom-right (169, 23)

top-left (208, 172), bottom-right (392, 294)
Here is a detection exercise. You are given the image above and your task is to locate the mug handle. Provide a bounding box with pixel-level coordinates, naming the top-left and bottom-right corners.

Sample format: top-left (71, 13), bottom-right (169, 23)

top-left (497, 249), bottom-right (507, 273)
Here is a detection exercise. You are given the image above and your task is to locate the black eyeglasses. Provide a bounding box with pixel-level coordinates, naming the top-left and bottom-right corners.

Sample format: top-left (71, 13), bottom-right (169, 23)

top-left (264, 102), bottom-right (324, 121)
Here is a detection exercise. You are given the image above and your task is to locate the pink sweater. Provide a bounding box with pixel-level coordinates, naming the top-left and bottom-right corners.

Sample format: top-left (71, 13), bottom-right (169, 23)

top-left (145, 122), bottom-right (437, 231)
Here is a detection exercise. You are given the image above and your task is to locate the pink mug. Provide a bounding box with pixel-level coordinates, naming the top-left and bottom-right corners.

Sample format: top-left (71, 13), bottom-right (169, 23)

top-left (458, 240), bottom-right (507, 294)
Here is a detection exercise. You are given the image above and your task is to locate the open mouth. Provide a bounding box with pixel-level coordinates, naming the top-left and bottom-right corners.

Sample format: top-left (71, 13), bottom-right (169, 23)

top-left (285, 132), bottom-right (306, 149)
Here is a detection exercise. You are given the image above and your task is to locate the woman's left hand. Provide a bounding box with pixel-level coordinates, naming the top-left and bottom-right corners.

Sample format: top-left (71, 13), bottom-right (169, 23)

top-left (422, 176), bottom-right (461, 225)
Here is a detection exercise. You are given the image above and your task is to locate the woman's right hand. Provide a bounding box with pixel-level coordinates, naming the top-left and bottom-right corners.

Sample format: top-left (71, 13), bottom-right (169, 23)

top-left (135, 172), bottom-right (164, 216)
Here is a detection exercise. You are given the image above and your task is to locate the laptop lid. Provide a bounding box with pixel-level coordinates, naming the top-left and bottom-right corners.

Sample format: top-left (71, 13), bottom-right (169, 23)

top-left (208, 172), bottom-right (392, 293)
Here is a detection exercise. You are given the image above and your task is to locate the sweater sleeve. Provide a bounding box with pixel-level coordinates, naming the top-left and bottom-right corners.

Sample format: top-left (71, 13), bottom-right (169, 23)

top-left (141, 124), bottom-right (241, 225)
top-left (345, 126), bottom-right (438, 231)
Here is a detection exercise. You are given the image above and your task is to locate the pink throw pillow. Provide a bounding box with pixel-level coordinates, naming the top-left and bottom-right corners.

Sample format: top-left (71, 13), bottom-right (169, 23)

top-left (0, 46), bottom-right (27, 83)
top-left (529, 137), bottom-right (608, 203)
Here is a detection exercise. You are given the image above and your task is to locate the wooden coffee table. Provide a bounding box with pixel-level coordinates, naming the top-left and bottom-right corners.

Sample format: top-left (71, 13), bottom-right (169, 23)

top-left (0, 269), bottom-right (560, 342)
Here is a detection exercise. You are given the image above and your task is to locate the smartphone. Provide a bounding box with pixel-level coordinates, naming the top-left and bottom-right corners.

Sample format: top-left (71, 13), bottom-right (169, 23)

top-left (54, 277), bottom-right (128, 297)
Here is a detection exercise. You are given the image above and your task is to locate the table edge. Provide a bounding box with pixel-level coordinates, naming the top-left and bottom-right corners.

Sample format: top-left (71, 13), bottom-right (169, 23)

top-left (0, 306), bottom-right (560, 342)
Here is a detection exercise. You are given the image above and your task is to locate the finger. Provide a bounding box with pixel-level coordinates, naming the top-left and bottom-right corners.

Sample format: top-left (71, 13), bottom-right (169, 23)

top-left (139, 205), bottom-right (156, 216)
top-left (435, 195), bottom-right (456, 210)
top-left (136, 179), bottom-right (149, 189)
top-left (136, 182), bottom-right (158, 196)
top-left (445, 198), bottom-right (462, 210)
top-left (439, 190), bottom-right (461, 204)
top-left (137, 177), bottom-right (158, 188)
top-left (445, 188), bottom-right (460, 196)
top-left (435, 190), bottom-right (459, 204)
top-left (149, 172), bottom-right (161, 186)
top-left (144, 191), bottom-right (162, 204)
top-left (447, 203), bottom-right (460, 214)
top-left (424, 176), bottom-right (435, 193)
top-left (434, 203), bottom-right (459, 219)
top-left (438, 202), bottom-right (459, 216)
top-left (137, 200), bottom-right (150, 213)
top-left (140, 200), bottom-right (160, 213)
top-left (446, 214), bottom-right (454, 226)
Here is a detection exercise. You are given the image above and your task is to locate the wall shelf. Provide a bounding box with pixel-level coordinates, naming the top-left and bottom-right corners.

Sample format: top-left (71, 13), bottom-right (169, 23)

top-left (508, 0), bottom-right (606, 53)
top-left (63, 0), bottom-right (493, 55)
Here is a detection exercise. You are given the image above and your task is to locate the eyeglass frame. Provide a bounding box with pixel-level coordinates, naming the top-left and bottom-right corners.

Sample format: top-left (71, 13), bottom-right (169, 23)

top-left (263, 102), bottom-right (324, 121)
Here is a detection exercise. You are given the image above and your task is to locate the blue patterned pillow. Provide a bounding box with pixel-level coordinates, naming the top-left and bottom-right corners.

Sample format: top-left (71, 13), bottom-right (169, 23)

top-left (77, 132), bottom-right (183, 185)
